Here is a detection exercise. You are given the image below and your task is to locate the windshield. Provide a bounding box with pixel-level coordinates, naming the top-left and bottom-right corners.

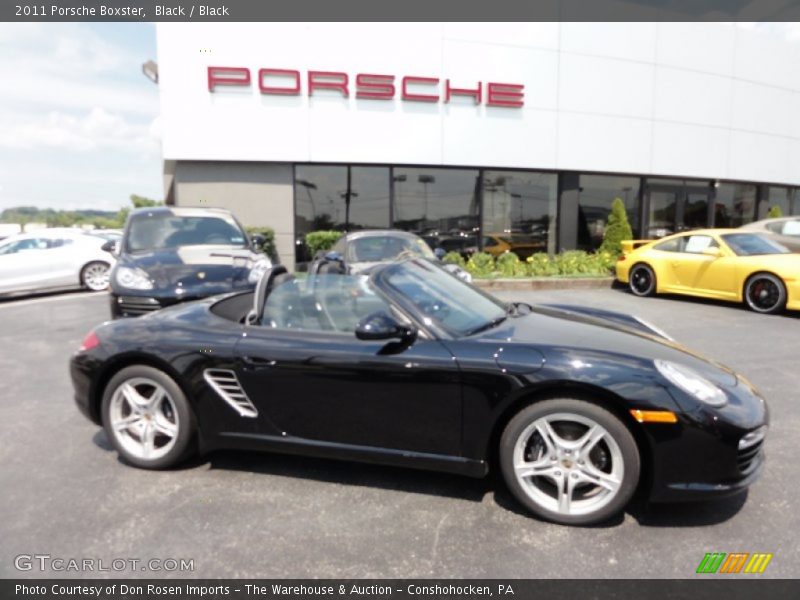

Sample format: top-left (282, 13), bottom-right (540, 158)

top-left (721, 233), bottom-right (790, 256)
top-left (348, 235), bottom-right (436, 263)
top-left (380, 259), bottom-right (506, 337)
top-left (126, 214), bottom-right (247, 253)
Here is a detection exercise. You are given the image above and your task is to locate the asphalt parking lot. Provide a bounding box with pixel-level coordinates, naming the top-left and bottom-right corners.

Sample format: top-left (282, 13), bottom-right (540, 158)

top-left (0, 287), bottom-right (797, 579)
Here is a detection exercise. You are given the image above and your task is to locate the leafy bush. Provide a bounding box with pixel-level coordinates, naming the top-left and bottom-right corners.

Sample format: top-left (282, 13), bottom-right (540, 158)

top-left (599, 197), bottom-right (633, 256)
top-left (495, 251), bottom-right (521, 277)
top-left (466, 252), bottom-right (496, 277)
top-left (245, 226), bottom-right (278, 262)
top-left (767, 205), bottom-right (784, 218)
top-left (442, 251), bottom-right (466, 267)
top-left (526, 253), bottom-right (558, 276)
top-left (305, 230), bottom-right (343, 257)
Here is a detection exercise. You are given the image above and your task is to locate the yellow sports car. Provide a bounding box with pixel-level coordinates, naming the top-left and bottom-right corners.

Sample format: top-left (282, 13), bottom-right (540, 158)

top-left (616, 229), bottom-right (800, 314)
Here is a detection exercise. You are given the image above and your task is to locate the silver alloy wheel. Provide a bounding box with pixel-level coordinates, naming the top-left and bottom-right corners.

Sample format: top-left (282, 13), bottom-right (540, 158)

top-left (108, 377), bottom-right (179, 461)
top-left (82, 262), bottom-right (110, 291)
top-left (512, 412), bottom-right (624, 516)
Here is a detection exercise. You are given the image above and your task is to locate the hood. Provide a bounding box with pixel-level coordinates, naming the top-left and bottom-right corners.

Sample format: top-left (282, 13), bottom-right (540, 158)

top-left (117, 245), bottom-right (266, 293)
top-left (471, 305), bottom-right (738, 388)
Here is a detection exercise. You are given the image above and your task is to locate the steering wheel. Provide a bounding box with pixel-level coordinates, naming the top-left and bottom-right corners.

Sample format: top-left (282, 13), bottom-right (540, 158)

top-left (394, 249), bottom-right (419, 261)
top-left (205, 234), bottom-right (229, 244)
top-left (316, 284), bottom-right (359, 332)
top-left (417, 299), bottom-right (451, 320)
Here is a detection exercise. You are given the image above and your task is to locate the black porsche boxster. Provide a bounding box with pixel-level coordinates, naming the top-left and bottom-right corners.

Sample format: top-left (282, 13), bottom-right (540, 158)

top-left (70, 259), bottom-right (768, 525)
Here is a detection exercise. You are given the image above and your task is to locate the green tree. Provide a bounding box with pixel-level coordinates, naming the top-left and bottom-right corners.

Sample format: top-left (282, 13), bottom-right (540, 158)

top-left (130, 194), bottom-right (162, 209)
top-left (599, 197), bottom-right (633, 256)
top-left (767, 205), bottom-right (784, 218)
top-left (305, 230), bottom-right (343, 256)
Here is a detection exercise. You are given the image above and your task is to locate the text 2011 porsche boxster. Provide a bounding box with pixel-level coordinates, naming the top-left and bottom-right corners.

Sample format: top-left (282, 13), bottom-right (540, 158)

top-left (70, 259), bottom-right (767, 525)
top-left (618, 229), bottom-right (800, 314)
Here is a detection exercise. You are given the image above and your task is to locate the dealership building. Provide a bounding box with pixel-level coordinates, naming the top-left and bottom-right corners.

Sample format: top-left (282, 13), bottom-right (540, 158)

top-left (157, 23), bottom-right (800, 269)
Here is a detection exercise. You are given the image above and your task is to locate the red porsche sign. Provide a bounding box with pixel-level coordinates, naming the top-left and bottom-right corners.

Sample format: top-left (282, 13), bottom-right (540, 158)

top-left (207, 66), bottom-right (525, 108)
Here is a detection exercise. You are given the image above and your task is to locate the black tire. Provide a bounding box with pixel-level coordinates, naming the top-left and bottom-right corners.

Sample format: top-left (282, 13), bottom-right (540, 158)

top-left (744, 273), bottom-right (786, 315)
top-left (80, 261), bottom-right (111, 291)
top-left (499, 398), bottom-right (640, 526)
top-left (101, 365), bottom-right (196, 469)
top-left (628, 263), bottom-right (656, 297)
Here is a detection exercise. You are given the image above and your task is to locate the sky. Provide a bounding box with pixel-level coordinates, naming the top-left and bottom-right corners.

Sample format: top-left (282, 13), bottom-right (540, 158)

top-left (0, 23), bottom-right (161, 213)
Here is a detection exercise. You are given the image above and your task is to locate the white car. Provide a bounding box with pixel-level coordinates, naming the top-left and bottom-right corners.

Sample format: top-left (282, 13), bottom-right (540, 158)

top-left (0, 230), bottom-right (115, 295)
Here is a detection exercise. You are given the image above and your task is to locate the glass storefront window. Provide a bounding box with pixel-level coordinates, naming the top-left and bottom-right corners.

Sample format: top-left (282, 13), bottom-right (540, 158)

top-left (295, 165), bottom-right (348, 236)
top-left (392, 167), bottom-right (480, 255)
top-left (482, 171), bottom-right (558, 257)
top-left (760, 186), bottom-right (791, 219)
top-left (294, 165), bottom-right (391, 264)
top-left (577, 175), bottom-right (640, 250)
top-left (349, 167), bottom-right (391, 230)
top-left (714, 183), bottom-right (757, 227)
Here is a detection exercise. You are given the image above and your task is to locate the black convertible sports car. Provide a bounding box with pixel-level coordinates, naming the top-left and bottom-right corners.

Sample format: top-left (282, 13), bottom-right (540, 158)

top-left (70, 259), bottom-right (768, 525)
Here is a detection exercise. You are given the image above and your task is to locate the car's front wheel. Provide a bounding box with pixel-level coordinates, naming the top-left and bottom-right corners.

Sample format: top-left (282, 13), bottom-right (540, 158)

top-left (499, 398), bottom-right (640, 525)
top-left (101, 365), bottom-right (196, 469)
top-left (744, 273), bottom-right (786, 315)
top-left (81, 261), bottom-right (111, 291)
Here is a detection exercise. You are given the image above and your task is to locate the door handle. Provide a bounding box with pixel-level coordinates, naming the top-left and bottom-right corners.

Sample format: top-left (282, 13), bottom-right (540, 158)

top-left (241, 355), bottom-right (277, 367)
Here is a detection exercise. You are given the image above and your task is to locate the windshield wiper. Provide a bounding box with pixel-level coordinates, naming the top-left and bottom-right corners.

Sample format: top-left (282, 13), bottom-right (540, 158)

top-left (465, 315), bottom-right (508, 336)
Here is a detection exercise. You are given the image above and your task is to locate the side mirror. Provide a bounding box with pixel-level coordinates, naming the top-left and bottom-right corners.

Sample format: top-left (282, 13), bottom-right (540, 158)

top-left (251, 233), bottom-right (266, 249)
top-left (355, 311), bottom-right (416, 342)
top-left (701, 246), bottom-right (721, 258)
top-left (101, 240), bottom-right (118, 254)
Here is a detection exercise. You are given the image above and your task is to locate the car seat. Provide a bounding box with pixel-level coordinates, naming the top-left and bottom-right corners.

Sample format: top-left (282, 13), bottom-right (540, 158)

top-left (247, 265), bottom-right (294, 325)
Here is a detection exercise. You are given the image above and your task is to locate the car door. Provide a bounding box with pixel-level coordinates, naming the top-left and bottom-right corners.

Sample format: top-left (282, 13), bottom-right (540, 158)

top-left (234, 275), bottom-right (463, 456)
top-left (0, 237), bottom-right (52, 292)
top-left (670, 234), bottom-right (738, 297)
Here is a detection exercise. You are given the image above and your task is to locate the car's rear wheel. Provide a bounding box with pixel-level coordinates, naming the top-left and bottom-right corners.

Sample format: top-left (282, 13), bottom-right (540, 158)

top-left (744, 273), bottom-right (786, 315)
top-left (499, 399), bottom-right (640, 525)
top-left (81, 261), bottom-right (111, 291)
top-left (101, 366), bottom-right (195, 469)
top-left (629, 263), bottom-right (656, 297)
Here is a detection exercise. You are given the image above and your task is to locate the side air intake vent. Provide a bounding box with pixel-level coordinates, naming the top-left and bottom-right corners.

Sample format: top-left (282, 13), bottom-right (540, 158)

top-left (203, 369), bottom-right (258, 418)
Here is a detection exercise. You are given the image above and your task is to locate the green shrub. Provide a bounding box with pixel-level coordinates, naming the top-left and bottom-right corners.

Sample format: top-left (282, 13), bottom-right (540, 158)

top-left (245, 226), bottom-right (278, 262)
top-left (599, 197), bottom-right (633, 256)
top-left (466, 252), bottom-right (495, 277)
top-left (526, 253), bottom-right (558, 276)
top-left (442, 251), bottom-right (466, 267)
top-left (305, 230), bottom-right (343, 256)
top-left (495, 251), bottom-right (521, 277)
top-left (767, 205), bottom-right (784, 218)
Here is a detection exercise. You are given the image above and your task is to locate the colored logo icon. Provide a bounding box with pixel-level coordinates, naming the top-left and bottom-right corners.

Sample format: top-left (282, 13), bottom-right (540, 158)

top-left (696, 552), bottom-right (773, 574)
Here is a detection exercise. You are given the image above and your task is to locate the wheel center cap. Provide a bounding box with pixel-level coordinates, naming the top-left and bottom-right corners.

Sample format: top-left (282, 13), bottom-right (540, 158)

top-left (562, 459), bottom-right (574, 469)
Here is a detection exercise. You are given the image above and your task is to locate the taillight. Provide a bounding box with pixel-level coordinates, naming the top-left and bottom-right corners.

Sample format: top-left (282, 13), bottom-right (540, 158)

top-left (617, 255), bottom-right (626, 261)
top-left (79, 331), bottom-right (100, 352)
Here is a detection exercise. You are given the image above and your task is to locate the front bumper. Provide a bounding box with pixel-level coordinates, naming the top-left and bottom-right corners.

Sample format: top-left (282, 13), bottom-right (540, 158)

top-left (647, 382), bottom-right (768, 503)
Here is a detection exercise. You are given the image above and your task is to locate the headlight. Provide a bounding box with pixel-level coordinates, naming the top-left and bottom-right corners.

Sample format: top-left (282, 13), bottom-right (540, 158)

top-left (654, 359), bottom-right (727, 407)
top-left (115, 266), bottom-right (153, 290)
top-left (635, 316), bottom-right (673, 341)
top-left (248, 259), bottom-right (272, 284)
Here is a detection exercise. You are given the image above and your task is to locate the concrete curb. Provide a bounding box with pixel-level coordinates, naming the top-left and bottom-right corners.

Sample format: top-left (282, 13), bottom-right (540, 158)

top-left (472, 277), bottom-right (615, 291)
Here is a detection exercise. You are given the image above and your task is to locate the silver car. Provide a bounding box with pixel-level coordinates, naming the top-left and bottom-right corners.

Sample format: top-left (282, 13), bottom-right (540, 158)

top-left (741, 217), bottom-right (800, 253)
top-left (324, 230), bottom-right (472, 282)
top-left (0, 230), bottom-right (114, 295)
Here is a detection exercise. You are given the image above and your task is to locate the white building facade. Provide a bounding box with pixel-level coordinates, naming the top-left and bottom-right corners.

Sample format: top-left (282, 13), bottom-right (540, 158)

top-left (157, 22), bottom-right (800, 268)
